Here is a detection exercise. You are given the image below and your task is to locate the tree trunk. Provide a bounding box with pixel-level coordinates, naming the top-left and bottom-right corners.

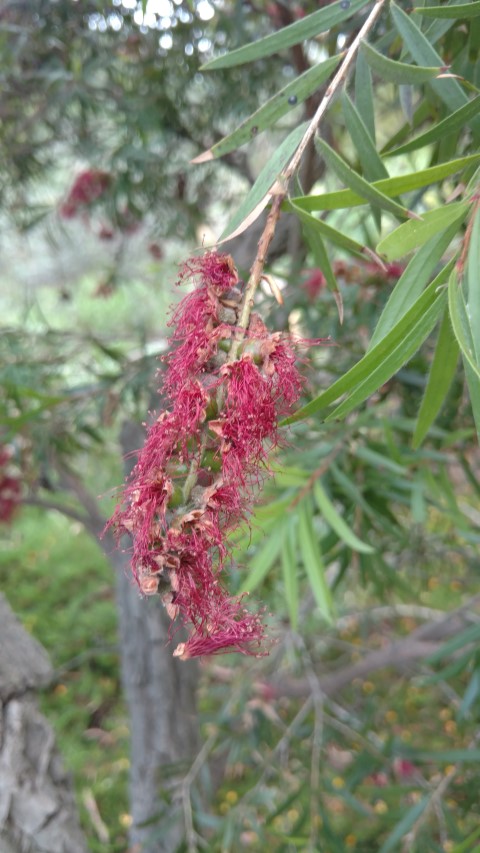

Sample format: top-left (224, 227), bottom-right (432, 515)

top-left (0, 594), bottom-right (88, 853)
top-left (112, 548), bottom-right (199, 853)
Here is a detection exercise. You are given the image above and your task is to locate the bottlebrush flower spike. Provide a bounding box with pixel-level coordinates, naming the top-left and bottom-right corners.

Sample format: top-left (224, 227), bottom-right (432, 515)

top-left (0, 446), bottom-right (21, 524)
top-left (60, 169), bottom-right (111, 219)
top-left (107, 251), bottom-right (323, 659)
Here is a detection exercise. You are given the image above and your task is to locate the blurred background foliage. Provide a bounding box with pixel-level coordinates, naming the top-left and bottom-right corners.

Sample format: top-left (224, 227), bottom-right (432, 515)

top-left (1, 0), bottom-right (480, 851)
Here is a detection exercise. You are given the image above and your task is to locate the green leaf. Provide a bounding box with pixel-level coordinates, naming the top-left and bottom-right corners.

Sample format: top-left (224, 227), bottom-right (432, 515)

top-left (361, 40), bottom-right (443, 84)
top-left (218, 122), bottom-right (308, 243)
top-left (427, 622), bottom-right (480, 664)
top-left (315, 138), bottom-right (413, 220)
top-left (387, 95), bottom-right (480, 156)
top-left (379, 797), bottom-right (430, 853)
top-left (391, 1), bottom-right (480, 131)
top-left (451, 825), bottom-right (480, 853)
top-left (298, 211), bottom-right (344, 321)
top-left (271, 463), bottom-right (309, 487)
top-left (458, 669), bottom-right (480, 719)
top-left (313, 481), bottom-right (374, 553)
top-left (291, 153), bottom-right (480, 212)
top-left (399, 82), bottom-right (415, 126)
top-left (282, 524), bottom-right (299, 630)
top-left (370, 229), bottom-right (457, 348)
top-left (342, 92), bottom-right (389, 182)
top-left (298, 501), bottom-right (333, 622)
top-left (401, 748), bottom-right (480, 762)
top-left (448, 267), bottom-right (480, 381)
top-left (466, 205), bottom-right (480, 362)
top-left (415, 1), bottom-right (480, 19)
top-left (464, 358), bottom-right (480, 443)
top-left (377, 203), bottom-right (469, 261)
top-left (330, 463), bottom-right (375, 518)
top-left (413, 306), bottom-right (459, 448)
top-left (201, 0), bottom-right (369, 69)
top-left (195, 56), bottom-right (341, 161)
top-left (239, 526), bottom-right (286, 594)
top-left (355, 48), bottom-right (375, 142)
top-left (254, 496), bottom-right (294, 521)
top-left (326, 284), bottom-right (446, 419)
top-left (282, 274), bottom-right (447, 424)
top-left (286, 198), bottom-right (368, 258)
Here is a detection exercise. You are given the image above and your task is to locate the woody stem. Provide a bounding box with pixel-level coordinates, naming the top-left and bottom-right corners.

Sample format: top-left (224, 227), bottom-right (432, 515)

top-left (227, 0), bottom-right (387, 359)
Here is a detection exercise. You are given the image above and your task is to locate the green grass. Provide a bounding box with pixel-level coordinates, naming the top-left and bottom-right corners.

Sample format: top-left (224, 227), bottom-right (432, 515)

top-left (0, 507), bottom-right (130, 852)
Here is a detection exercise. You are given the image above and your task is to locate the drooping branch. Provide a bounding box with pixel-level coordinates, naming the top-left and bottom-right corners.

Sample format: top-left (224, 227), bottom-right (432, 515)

top-left (228, 0), bottom-right (387, 355)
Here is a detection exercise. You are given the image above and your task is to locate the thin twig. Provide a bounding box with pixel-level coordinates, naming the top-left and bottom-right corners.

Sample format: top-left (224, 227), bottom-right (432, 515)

top-left (228, 0), bottom-right (387, 355)
top-left (402, 765), bottom-right (457, 851)
top-left (181, 732), bottom-right (218, 853)
top-left (22, 496), bottom-right (91, 528)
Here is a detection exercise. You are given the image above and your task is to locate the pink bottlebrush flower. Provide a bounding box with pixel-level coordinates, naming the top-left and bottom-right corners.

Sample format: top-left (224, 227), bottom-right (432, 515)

top-left (303, 268), bottom-right (326, 301)
top-left (164, 256), bottom-right (238, 393)
top-left (213, 356), bottom-right (277, 486)
top-left (0, 446), bottom-right (21, 523)
top-left (178, 252), bottom-right (238, 295)
top-left (260, 334), bottom-right (304, 410)
top-left (107, 251), bottom-right (319, 660)
top-left (173, 594), bottom-right (266, 660)
top-left (171, 380), bottom-right (209, 461)
top-left (364, 261), bottom-right (404, 283)
top-left (60, 169), bottom-right (111, 218)
top-left (393, 758), bottom-right (417, 781)
top-left (385, 262), bottom-right (404, 280)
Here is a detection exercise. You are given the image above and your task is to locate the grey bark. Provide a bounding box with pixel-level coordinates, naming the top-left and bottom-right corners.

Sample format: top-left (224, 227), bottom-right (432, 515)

top-left (0, 594), bottom-right (88, 853)
top-left (113, 552), bottom-right (199, 853)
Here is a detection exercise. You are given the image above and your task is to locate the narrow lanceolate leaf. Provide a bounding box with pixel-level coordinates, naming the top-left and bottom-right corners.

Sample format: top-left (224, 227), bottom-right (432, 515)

top-left (313, 481), bottom-right (374, 553)
top-left (361, 40), bottom-right (444, 84)
top-left (298, 500), bottom-right (333, 622)
top-left (193, 55), bottom-right (341, 162)
top-left (391, 1), bottom-right (480, 132)
top-left (448, 267), bottom-right (480, 382)
top-left (282, 274), bottom-right (447, 424)
top-left (218, 122), bottom-right (308, 243)
top-left (342, 93), bottom-right (389, 182)
top-left (466, 205), bottom-right (480, 362)
top-left (378, 797), bottom-right (430, 853)
top-left (201, 0), bottom-right (369, 69)
top-left (297, 206), bottom-right (344, 322)
top-left (239, 526), bottom-right (286, 594)
top-left (412, 306), bottom-right (459, 448)
top-left (315, 138), bottom-right (413, 220)
top-left (414, 2), bottom-right (480, 19)
top-left (370, 229), bottom-right (458, 348)
top-left (399, 83), bottom-right (415, 126)
top-left (387, 95), bottom-right (480, 156)
top-left (291, 154), bottom-right (480, 212)
top-left (464, 359), bottom-right (480, 443)
top-left (282, 524), bottom-right (299, 630)
top-left (355, 48), bottom-right (376, 142)
top-left (286, 198), bottom-right (367, 258)
top-left (376, 203), bottom-right (469, 261)
top-left (326, 288), bottom-right (446, 420)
